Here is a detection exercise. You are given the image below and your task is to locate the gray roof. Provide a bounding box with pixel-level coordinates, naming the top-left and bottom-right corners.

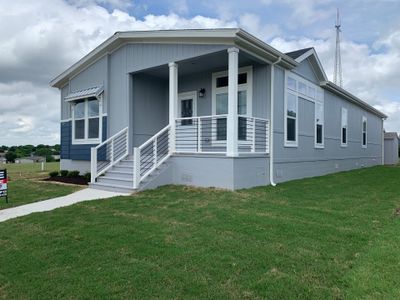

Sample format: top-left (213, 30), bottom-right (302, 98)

top-left (285, 47), bottom-right (313, 60)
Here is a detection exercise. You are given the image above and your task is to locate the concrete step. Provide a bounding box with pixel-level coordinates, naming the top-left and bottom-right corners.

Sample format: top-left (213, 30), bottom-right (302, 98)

top-left (117, 160), bottom-right (134, 167)
top-left (106, 170), bottom-right (133, 180)
top-left (112, 165), bottom-right (133, 172)
top-left (89, 182), bottom-right (136, 194)
top-left (97, 176), bottom-right (133, 188)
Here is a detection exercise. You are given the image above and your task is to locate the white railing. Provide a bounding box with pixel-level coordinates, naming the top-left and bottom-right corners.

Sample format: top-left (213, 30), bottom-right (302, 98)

top-left (90, 127), bottom-right (129, 183)
top-left (133, 125), bottom-right (171, 189)
top-left (175, 115), bottom-right (269, 154)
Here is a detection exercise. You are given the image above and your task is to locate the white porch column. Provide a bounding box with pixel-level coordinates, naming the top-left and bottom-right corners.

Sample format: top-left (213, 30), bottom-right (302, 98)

top-left (169, 62), bottom-right (178, 153)
top-left (226, 47), bottom-right (239, 157)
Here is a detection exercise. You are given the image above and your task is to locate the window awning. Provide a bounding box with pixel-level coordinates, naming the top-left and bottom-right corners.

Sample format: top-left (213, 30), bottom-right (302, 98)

top-left (65, 85), bottom-right (104, 102)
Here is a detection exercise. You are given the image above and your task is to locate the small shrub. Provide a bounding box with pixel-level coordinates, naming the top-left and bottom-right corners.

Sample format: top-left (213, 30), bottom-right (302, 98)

top-left (83, 172), bottom-right (91, 181)
top-left (67, 170), bottom-right (80, 177)
top-left (49, 171), bottom-right (59, 177)
top-left (60, 170), bottom-right (69, 177)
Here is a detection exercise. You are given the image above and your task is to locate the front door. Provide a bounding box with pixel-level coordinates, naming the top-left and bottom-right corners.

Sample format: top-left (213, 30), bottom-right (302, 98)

top-left (178, 91), bottom-right (197, 125)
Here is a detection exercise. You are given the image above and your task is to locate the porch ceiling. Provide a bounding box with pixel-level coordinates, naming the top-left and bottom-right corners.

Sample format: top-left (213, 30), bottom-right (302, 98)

top-left (135, 50), bottom-right (266, 79)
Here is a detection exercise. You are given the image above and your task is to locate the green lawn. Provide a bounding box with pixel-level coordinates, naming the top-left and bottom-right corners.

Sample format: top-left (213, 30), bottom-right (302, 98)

top-left (6, 162), bottom-right (60, 180)
top-left (0, 162), bottom-right (81, 210)
top-left (0, 166), bottom-right (399, 299)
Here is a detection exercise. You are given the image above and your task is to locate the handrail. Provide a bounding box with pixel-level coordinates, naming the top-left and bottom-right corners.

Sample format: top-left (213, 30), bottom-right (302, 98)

top-left (94, 127), bottom-right (128, 150)
top-left (133, 124), bottom-right (171, 189)
top-left (138, 124), bottom-right (171, 150)
top-left (91, 126), bottom-right (129, 183)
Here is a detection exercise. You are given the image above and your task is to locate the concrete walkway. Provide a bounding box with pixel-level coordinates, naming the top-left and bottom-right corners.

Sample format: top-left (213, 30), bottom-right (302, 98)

top-left (0, 188), bottom-right (129, 223)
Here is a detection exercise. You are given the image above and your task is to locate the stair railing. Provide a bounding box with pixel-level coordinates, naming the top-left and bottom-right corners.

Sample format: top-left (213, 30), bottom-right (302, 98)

top-left (90, 127), bottom-right (129, 183)
top-left (133, 125), bottom-right (171, 189)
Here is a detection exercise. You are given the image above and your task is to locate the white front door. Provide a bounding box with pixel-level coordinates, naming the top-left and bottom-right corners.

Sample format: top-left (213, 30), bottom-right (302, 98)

top-left (176, 91), bottom-right (198, 152)
top-left (178, 91), bottom-right (197, 125)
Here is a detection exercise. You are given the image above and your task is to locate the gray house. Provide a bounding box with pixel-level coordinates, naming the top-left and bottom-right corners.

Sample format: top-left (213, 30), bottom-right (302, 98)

top-left (50, 28), bottom-right (387, 192)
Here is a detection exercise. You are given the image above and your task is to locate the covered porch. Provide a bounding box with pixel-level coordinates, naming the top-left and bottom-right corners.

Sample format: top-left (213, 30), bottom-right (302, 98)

top-left (91, 47), bottom-right (272, 188)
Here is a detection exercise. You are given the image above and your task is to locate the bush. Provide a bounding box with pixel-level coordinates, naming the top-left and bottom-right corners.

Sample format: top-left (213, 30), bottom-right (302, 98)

top-left (83, 172), bottom-right (91, 181)
top-left (49, 171), bottom-right (59, 177)
top-left (60, 170), bottom-right (69, 177)
top-left (67, 170), bottom-right (80, 177)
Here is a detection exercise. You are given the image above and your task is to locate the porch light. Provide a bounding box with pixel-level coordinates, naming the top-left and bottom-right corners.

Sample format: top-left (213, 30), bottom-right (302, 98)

top-left (198, 88), bottom-right (206, 98)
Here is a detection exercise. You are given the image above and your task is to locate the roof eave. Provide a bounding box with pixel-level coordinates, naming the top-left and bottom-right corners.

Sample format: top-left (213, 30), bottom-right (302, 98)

top-left (50, 28), bottom-right (298, 88)
top-left (321, 81), bottom-right (387, 119)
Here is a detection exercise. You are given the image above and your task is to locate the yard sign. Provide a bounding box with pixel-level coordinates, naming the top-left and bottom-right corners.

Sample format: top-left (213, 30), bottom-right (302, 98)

top-left (0, 169), bottom-right (8, 203)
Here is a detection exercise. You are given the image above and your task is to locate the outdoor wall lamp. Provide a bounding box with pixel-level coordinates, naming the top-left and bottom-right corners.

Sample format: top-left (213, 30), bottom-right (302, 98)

top-left (198, 88), bottom-right (206, 98)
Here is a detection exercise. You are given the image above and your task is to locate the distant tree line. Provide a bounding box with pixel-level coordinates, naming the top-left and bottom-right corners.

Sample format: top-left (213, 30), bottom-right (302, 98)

top-left (0, 145), bottom-right (60, 163)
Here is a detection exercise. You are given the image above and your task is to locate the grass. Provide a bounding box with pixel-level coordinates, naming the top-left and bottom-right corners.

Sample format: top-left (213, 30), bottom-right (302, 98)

top-left (5, 162), bottom-right (60, 180)
top-left (0, 166), bottom-right (399, 299)
top-left (0, 162), bottom-right (81, 210)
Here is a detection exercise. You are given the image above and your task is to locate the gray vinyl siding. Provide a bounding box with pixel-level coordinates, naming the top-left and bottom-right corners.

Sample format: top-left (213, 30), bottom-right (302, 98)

top-left (69, 55), bottom-right (108, 92)
top-left (131, 73), bottom-right (169, 147)
top-left (61, 84), bottom-right (70, 120)
top-left (291, 59), bottom-right (320, 84)
top-left (60, 117), bottom-right (107, 161)
top-left (125, 43), bottom-right (228, 74)
top-left (273, 62), bottom-right (383, 183)
top-left (108, 43), bottom-right (229, 137)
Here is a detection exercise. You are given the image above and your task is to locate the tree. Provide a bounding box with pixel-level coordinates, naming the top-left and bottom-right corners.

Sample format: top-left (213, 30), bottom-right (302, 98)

top-left (5, 151), bottom-right (17, 163)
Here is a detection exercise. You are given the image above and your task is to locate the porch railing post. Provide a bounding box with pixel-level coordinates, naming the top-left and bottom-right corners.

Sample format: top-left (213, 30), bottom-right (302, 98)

top-left (197, 117), bottom-right (202, 153)
top-left (133, 147), bottom-right (141, 189)
top-left (226, 47), bottom-right (239, 157)
top-left (252, 117), bottom-right (256, 153)
top-left (90, 147), bottom-right (97, 183)
top-left (169, 62), bottom-right (178, 154)
top-left (110, 139), bottom-right (114, 164)
top-left (153, 139), bottom-right (158, 166)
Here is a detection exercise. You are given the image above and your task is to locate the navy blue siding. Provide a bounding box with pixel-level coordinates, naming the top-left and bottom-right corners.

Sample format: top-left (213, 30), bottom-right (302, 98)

top-left (60, 117), bottom-right (107, 161)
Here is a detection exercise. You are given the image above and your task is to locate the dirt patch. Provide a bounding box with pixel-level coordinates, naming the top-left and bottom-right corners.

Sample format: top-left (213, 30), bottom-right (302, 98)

top-left (44, 176), bottom-right (88, 186)
top-left (394, 207), bottom-right (400, 217)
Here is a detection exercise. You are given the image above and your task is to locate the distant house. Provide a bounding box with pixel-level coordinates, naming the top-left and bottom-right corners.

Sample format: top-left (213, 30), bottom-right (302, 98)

top-left (384, 132), bottom-right (399, 165)
top-left (16, 156), bottom-right (46, 164)
top-left (51, 28), bottom-right (387, 192)
top-left (0, 153), bottom-right (6, 164)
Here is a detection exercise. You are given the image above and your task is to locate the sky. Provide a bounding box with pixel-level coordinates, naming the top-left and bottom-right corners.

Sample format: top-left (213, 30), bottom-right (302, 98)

top-left (0, 0), bottom-right (399, 146)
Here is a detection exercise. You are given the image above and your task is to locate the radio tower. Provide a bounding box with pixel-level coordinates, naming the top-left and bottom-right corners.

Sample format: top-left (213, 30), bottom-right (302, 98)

top-left (334, 8), bottom-right (343, 87)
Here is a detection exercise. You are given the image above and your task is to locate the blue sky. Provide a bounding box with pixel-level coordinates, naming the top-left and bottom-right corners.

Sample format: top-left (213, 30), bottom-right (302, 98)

top-left (1, 0), bottom-right (399, 146)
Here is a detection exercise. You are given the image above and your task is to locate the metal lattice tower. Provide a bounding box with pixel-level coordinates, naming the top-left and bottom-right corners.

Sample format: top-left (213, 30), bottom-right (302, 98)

top-left (334, 8), bottom-right (343, 87)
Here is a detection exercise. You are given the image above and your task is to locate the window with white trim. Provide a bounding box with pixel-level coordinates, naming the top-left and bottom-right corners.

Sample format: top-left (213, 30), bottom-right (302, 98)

top-left (362, 116), bottom-right (367, 148)
top-left (284, 72), bottom-right (324, 147)
top-left (212, 66), bottom-right (253, 141)
top-left (72, 97), bottom-right (102, 144)
top-left (315, 99), bottom-right (324, 147)
top-left (285, 91), bottom-right (298, 145)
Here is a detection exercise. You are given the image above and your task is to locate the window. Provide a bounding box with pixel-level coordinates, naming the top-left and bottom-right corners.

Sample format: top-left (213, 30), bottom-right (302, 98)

top-left (284, 72), bottom-right (324, 148)
top-left (341, 107), bottom-right (348, 147)
top-left (72, 97), bottom-right (101, 144)
top-left (212, 66), bottom-right (253, 142)
top-left (285, 92), bottom-right (298, 145)
top-left (362, 116), bottom-right (367, 148)
top-left (315, 100), bottom-right (324, 147)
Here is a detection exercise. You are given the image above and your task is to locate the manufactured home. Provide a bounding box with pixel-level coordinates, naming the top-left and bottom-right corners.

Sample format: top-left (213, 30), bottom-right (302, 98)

top-left (50, 28), bottom-right (387, 192)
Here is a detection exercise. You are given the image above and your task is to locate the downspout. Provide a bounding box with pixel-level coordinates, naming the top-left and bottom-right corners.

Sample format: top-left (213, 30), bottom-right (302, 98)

top-left (269, 56), bottom-right (281, 186)
top-left (381, 118), bottom-right (385, 165)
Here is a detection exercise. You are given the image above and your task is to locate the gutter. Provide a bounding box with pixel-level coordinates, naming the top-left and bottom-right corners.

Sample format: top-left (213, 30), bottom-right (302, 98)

top-left (269, 56), bottom-right (281, 187)
top-left (320, 81), bottom-right (387, 119)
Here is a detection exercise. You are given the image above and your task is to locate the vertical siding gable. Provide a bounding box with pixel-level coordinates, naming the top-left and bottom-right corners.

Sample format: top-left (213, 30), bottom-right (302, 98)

top-left (69, 55), bottom-right (108, 92)
top-left (292, 59), bottom-right (320, 85)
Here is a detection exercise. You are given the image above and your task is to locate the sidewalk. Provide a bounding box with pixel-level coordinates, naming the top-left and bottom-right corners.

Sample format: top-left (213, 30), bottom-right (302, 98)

top-left (0, 188), bottom-right (129, 223)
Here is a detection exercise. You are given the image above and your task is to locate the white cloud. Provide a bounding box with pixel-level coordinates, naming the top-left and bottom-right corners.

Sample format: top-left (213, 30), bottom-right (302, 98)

top-left (239, 13), bottom-right (281, 40)
top-left (0, 0), bottom-right (399, 146)
top-left (0, 0), bottom-right (236, 146)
